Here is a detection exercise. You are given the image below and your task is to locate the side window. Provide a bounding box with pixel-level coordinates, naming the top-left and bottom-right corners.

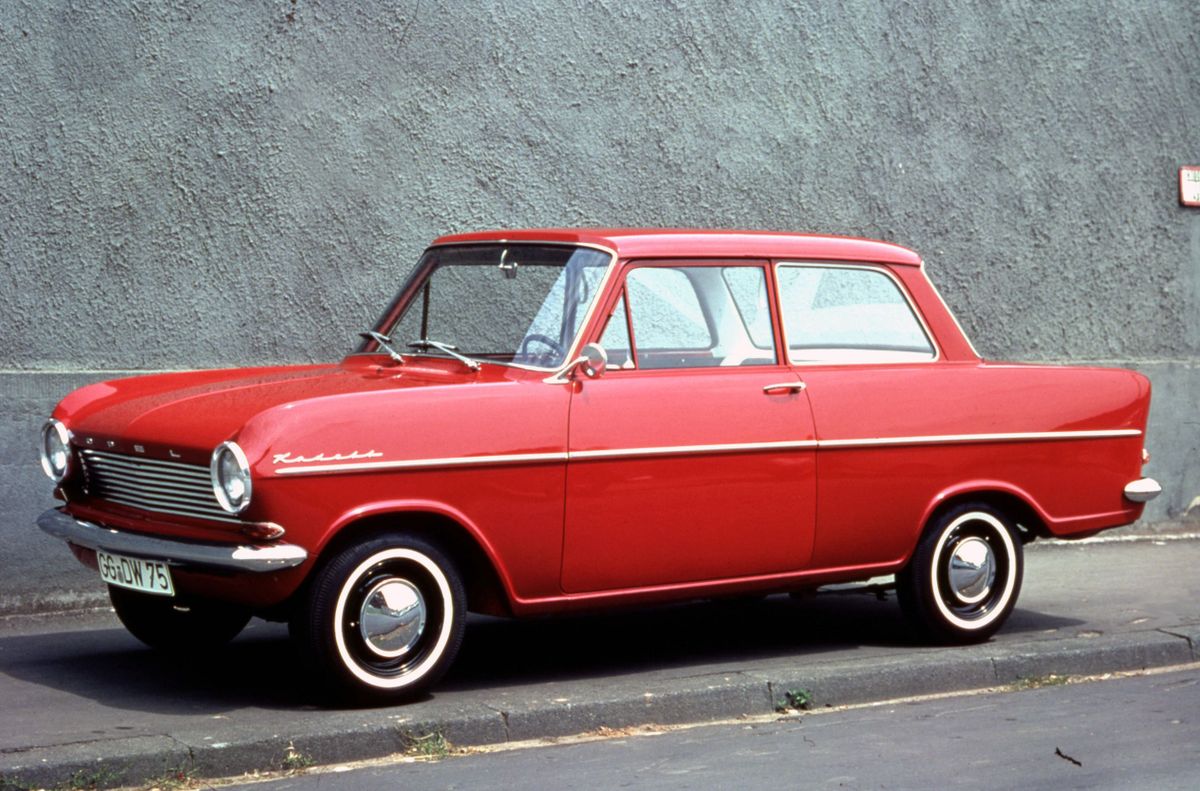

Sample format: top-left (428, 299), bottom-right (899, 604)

top-left (614, 265), bottom-right (777, 369)
top-left (777, 265), bottom-right (935, 363)
top-left (627, 268), bottom-right (712, 354)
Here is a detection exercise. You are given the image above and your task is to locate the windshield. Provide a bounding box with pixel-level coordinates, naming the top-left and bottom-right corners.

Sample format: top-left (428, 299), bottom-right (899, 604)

top-left (363, 243), bottom-right (612, 370)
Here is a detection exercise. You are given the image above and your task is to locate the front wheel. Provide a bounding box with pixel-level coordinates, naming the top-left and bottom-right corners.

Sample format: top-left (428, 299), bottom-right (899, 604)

top-left (290, 533), bottom-right (466, 702)
top-left (109, 586), bottom-right (251, 652)
top-left (896, 504), bottom-right (1023, 643)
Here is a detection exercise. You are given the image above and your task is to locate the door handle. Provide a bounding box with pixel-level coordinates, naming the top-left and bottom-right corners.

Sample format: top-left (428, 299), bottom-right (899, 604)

top-left (762, 381), bottom-right (807, 395)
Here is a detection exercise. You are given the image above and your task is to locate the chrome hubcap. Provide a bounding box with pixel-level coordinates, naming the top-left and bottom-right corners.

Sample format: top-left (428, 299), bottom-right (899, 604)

top-left (359, 579), bottom-right (426, 658)
top-left (947, 536), bottom-right (995, 605)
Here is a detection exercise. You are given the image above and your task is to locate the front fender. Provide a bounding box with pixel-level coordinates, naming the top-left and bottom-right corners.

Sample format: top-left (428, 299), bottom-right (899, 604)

top-left (314, 498), bottom-right (519, 603)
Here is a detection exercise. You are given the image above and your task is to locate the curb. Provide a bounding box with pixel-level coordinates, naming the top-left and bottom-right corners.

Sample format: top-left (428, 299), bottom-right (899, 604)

top-left (4, 623), bottom-right (1197, 789)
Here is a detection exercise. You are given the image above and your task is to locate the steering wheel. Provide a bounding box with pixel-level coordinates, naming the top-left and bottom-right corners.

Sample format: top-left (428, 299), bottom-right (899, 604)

top-left (518, 333), bottom-right (565, 360)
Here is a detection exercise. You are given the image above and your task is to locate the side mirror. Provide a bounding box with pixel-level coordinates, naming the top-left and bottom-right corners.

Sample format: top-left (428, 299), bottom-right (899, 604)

top-left (578, 343), bottom-right (608, 379)
top-left (543, 343), bottom-right (608, 384)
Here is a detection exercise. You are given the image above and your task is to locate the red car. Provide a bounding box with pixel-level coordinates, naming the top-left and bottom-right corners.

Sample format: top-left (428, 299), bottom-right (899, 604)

top-left (38, 229), bottom-right (1160, 700)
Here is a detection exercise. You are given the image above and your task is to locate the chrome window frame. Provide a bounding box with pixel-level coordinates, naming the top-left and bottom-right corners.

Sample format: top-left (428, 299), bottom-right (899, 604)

top-left (773, 261), bottom-right (941, 366)
top-left (352, 240), bottom-right (619, 374)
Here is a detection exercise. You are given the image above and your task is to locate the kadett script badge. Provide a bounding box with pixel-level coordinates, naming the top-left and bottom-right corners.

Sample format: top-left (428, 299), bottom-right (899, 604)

top-left (273, 450), bottom-right (384, 465)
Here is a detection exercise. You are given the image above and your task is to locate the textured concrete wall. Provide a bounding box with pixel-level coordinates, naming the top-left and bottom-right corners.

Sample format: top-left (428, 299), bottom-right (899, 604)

top-left (2, 0), bottom-right (1197, 612)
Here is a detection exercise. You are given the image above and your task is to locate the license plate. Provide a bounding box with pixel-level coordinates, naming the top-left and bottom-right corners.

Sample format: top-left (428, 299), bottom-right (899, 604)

top-left (97, 550), bottom-right (175, 596)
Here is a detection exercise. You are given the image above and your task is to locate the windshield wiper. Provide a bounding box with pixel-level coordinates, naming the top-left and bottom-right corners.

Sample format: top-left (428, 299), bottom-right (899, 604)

top-left (359, 330), bottom-right (406, 365)
top-left (408, 339), bottom-right (481, 371)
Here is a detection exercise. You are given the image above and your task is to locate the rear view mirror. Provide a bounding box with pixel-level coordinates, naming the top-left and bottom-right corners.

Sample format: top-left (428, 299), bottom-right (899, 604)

top-left (578, 343), bottom-right (608, 378)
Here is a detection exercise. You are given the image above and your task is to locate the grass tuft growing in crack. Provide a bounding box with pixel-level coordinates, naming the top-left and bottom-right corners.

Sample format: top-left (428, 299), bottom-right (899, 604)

top-left (774, 687), bottom-right (814, 712)
top-left (282, 741), bottom-right (315, 772)
top-left (398, 730), bottom-right (454, 760)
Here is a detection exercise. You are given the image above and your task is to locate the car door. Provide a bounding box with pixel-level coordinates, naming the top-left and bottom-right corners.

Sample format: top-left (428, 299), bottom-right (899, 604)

top-left (774, 261), bottom-right (945, 570)
top-left (561, 260), bottom-right (818, 593)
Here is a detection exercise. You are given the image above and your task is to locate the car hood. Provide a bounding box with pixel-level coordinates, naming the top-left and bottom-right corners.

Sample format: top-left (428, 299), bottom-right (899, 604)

top-left (54, 360), bottom-right (511, 461)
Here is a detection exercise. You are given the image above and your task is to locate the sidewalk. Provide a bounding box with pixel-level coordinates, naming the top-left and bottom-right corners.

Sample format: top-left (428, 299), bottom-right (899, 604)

top-left (2, 534), bottom-right (1198, 789)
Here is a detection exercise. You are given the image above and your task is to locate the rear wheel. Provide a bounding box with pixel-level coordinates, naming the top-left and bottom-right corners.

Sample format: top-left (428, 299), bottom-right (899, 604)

top-left (290, 533), bottom-right (466, 701)
top-left (109, 586), bottom-right (250, 652)
top-left (896, 503), bottom-right (1023, 643)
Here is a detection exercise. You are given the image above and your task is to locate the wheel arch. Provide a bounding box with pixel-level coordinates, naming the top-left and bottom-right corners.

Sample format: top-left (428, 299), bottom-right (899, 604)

top-left (918, 481), bottom-right (1051, 549)
top-left (311, 501), bottom-right (515, 617)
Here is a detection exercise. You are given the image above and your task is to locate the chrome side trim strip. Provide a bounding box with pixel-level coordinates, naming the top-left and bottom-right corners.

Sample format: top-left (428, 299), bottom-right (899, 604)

top-left (270, 429), bottom-right (1141, 476)
top-left (818, 429), bottom-right (1142, 449)
top-left (274, 451), bottom-right (570, 475)
top-left (37, 508), bottom-right (306, 572)
top-left (274, 442), bottom-right (816, 475)
top-left (570, 440), bottom-right (818, 461)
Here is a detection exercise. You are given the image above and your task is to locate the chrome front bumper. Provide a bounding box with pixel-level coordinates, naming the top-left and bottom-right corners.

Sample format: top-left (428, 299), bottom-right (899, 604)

top-left (37, 508), bottom-right (308, 573)
top-left (1123, 478), bottom-right (1162, 503)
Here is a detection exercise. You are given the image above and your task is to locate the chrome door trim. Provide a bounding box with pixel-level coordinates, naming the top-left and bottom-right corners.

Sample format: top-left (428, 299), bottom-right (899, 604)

top-left (818, 428), bottom-right (1142, 449)
top-left (267, 428), bottom-right (1140, 476)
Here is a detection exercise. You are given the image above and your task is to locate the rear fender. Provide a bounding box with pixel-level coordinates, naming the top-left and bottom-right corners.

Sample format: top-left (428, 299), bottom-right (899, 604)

top-left (917, 480), bottom-right (1052, 544)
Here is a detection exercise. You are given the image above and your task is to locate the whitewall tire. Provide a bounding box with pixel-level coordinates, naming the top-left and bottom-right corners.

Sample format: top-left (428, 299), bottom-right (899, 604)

top-left (291, 533), bottom-right (466, 701)
top-left (897, 504), bottom-right (1023, 643)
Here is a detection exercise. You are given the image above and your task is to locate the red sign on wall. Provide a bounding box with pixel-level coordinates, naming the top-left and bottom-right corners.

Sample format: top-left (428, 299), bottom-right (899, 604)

top-left (1181, 167), bottom-right (1200, 207)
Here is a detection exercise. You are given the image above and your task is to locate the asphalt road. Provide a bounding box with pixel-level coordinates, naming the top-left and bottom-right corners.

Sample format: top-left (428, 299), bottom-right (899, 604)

top-left (230, 667), bottom-right (1200, 791)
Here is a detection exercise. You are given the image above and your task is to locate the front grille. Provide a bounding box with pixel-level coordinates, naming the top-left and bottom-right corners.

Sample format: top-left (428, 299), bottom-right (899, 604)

top-left (79, 449), bottom-right (240, 524)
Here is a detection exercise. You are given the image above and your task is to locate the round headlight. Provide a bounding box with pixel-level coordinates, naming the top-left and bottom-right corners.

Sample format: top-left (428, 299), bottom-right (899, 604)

top-left (40, 419), bottom-right (72, 482)
top-left (211, 441), bottom-right (252, 514)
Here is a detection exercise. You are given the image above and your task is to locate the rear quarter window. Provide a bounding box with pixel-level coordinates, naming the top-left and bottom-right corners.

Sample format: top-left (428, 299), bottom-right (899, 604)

top-left (777, 265), bottom-right (935, 364)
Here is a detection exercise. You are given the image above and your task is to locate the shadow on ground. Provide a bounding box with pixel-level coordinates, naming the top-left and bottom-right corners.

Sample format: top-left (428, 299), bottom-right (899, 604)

top-left (0, 591), bottom-right (1081, 715)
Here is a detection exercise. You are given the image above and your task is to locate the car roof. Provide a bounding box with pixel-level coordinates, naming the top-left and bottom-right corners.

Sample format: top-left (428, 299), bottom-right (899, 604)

top-left (430, 228), bottom-right (922, 266)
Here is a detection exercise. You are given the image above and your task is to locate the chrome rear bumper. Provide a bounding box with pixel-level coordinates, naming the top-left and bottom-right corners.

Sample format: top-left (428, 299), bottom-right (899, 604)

top-left (1123, 478), bottom-right (1162, 503)
top-left (37, 508), bottom-right (308, 572)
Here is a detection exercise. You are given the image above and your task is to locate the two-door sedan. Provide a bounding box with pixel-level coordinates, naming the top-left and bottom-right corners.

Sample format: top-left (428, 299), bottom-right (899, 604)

top-left (37, 229), bottom-right (1160, 700)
